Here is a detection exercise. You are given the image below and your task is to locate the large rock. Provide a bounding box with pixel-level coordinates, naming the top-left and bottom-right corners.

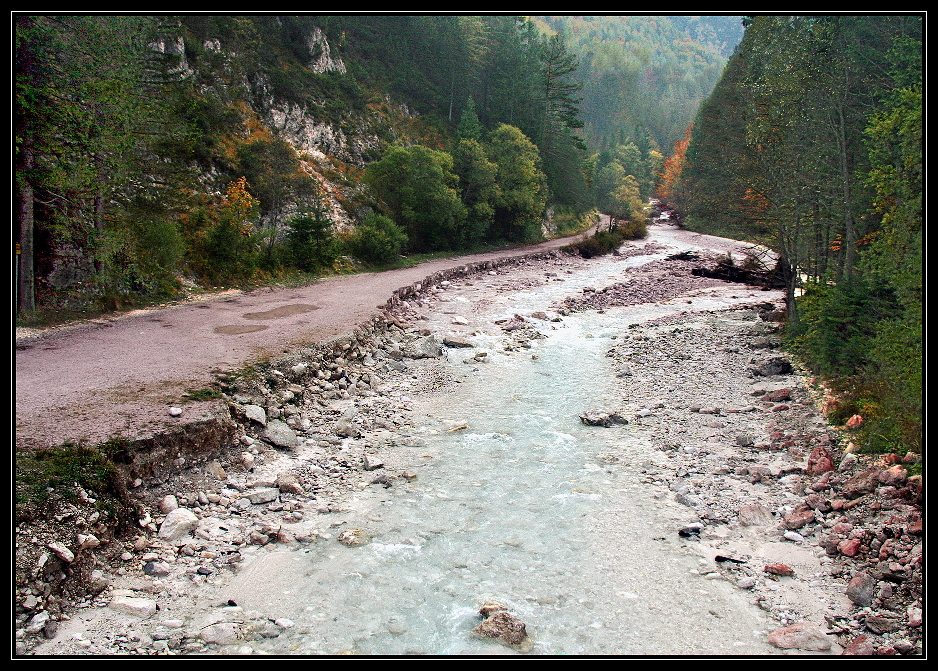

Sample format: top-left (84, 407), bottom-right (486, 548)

top-left (739, 503), bottom-right (775, 527)
top-left (200, 622), bottom-right (241, 645)
top-left (443, 335), bottom-right (474, 348)
top-left (264, 419), bottom-right (299, 449)
top-left (276, 472), bottom-right (304, 494)
top-left (751, 356), bottom-right (793, 376)
top-left (768, 621), bottom-right (832, 651)
top-left (243, 404), bottom-right (267, 426)
top-left (845, 571), bottom-right (876, 606)
top-left (403, 336), bottom-right (442, 359)
top-left (108, 595), bottom-right (158, 619)
top-left (158, 507), bottom-right (199, 541)
top-left (472, 601), bottom-right (532, 651)
top-left (579, 410), bottom-right (628, 427)
top-left (806, 445), bottom-right (834, 476)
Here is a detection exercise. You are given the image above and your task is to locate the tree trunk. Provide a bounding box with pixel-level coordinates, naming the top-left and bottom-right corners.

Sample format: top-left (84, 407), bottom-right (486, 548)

top-left (18, 148), bottom-right (36, 313)
top-left (94, 190), bottom-right (106, 275)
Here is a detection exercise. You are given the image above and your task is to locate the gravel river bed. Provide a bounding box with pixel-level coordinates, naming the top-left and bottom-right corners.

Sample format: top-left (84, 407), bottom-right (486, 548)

top-left (17, 223), bottom-right (922, 657)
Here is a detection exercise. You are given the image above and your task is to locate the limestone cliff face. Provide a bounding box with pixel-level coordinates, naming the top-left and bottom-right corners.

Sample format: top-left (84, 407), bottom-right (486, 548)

top-left (162, 22), bottom-right (411, 232)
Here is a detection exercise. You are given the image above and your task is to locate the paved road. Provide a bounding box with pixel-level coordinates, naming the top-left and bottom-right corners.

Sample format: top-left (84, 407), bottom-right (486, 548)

top-left (15, 227), bottom-right (597, 451)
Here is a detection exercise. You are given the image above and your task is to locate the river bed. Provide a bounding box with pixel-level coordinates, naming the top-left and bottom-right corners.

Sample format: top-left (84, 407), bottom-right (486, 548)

top-left (31, 224), bottom-right (856, 657)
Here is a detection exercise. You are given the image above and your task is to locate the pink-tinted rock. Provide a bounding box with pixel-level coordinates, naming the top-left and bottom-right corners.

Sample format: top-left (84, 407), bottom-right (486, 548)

top-left (763, 388), bottom-right (791, 402)
top-left (806, 446), bottom-right (834, 476)
top-left (783, 508), bottom-right (815, 530)
top-left (768, 622), bottom-right (832, 651)
top-left (845, 571), bottom-right (876, 606)
top-left (843, 467), bottom-right (881, 498)
top-left (838, 538), bottom-right (862, 557)
top-left (763, 563), bottom-right (794, 577)
top-left (878, 465), bottom-right (908, 487)
top-left (846, 414), bottom-right (864, 428)
top-left (737, 504), bottom-right (774, 526)
top-left (803, 493), bottom-right (831, 512)
top-left (842, 634), bottom-right (876, 655)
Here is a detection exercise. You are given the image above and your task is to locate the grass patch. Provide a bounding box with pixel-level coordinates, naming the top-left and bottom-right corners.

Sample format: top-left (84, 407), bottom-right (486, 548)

top-left (182, 387), bottom-right (223, 402)
top-left (15, 442), bottom-right (138, 527)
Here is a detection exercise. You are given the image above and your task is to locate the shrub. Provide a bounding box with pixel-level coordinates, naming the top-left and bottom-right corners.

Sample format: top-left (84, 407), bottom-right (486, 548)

top-left (286, 214), bottom-right (338, 271)
top-left (345, 213), bottom-right (408, 267)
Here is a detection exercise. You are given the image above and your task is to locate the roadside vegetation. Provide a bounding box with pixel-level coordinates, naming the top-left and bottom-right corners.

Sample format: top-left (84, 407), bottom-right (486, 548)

top-left (658, 16), bottom-right (922, 456)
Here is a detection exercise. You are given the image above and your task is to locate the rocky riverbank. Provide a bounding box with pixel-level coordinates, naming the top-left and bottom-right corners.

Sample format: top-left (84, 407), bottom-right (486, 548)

top-left (15, 234), bottom-right (922, 656)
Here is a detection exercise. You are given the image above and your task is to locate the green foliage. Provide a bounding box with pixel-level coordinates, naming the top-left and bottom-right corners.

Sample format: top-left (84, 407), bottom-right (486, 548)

top-left (345, 213), bottom-right (408, 267)
top-left (15, 443), bottom-right (136, 528)
top-left (563, 218), bottom-right (646, 258)
top-left (677, 16), bottom-right (922, 454)
top-left (457, 98), bottom-right (484, 142)
top-left (452, 138), bottom-right (500, 247)
top-left (286, 213), bottom-right (339, 272)
top-left (364, 145), bottom-right (465, 253)
top-left (199, 221), bottom-right (262, 285)
top-left (488, 124), bottom-right (548, 243)
top-left (534, 15), bottom-right (742, 152)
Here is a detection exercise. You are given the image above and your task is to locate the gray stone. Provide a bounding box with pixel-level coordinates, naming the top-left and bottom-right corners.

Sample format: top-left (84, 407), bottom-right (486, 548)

top-left (275, 472), bottom-right (304, 494)
top-left (243, 404), bottom-right (267, 426)
top-left (245, 488), bottom-right (279, 505)
top-left (737, 504), bottom-right (774, 526)
top-left (47, 541), bottom-right (74, 563)
top-left (143, 561), bottom-right (172, 577)
top-left (403, 336), bottom-right (442, 359)
top-left (334, 418), bottom-right (362, 438)
top-left (264, 420), bottom-right (299, 449)
top-left (159, 495), bottom-right (179, 514)
top-left (751, 356), bottom-right (793, 377)
top-left (443, 335), bottom-right (474, 348)
top-left (579, 410), bottom-right (628, 427)
top-left (768, 621), bottom-right (832, 651)
top-left (200, 622), bottom-right (241, 645)
top-left (845, 571), bottom-right (877, 607)
top-left (158, 508), bottom-right (199, 541)
top-left (109, 596), bottom-right (158, 619)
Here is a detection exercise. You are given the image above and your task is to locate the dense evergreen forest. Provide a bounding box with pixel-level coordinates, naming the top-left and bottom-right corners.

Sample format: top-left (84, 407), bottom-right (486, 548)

top-left (660, 15), bottom-right (922, 456)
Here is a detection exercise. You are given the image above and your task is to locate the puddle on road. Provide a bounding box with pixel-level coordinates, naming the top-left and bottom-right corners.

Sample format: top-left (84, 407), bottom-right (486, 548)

top-left (243, 304), bottom-right (319, 320)
top-left (214, 325), bottom-right (269, 335)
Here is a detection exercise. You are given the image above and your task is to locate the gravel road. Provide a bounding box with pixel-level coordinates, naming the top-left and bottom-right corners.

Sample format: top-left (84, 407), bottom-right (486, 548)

top-left (15, 228), bottom-right (597, 451)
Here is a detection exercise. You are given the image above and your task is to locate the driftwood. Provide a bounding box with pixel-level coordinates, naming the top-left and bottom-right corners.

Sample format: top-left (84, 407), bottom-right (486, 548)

top-left (691, 259), bottom-right (788, 289)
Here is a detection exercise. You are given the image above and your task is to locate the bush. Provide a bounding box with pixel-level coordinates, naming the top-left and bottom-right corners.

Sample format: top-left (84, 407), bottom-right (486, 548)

top-left (563, 217), bottom-right (647, 258)
top-left (345, 213), bottom-right (408, 267)
top-left (199, 220), bottom-right (262, 285)
top-left (286, 214), bottom-right (338, 272)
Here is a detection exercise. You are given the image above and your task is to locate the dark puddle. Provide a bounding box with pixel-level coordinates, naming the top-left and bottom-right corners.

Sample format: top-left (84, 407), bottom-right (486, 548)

top-left (213, 325), bottom-right (269, 335)
top-left (242, 304), bottom-right (319, 320)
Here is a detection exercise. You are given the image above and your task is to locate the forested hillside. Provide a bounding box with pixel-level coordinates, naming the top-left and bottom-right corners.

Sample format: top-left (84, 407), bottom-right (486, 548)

top-left (16, 14), bottom-right (735, 323)
top-left (661, 15), bottom-right (923, 456)
top-left (533, 15), bottom-right (743, 152)
top-left (14, 15), bottom-right (586, 318)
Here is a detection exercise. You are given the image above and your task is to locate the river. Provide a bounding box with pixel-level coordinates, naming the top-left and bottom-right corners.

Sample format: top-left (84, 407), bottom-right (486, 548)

top-left (214, 225), bottom-right (785, 655)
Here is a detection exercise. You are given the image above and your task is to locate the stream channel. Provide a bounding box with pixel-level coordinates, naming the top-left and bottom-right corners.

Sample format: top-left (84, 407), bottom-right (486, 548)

top-left (213, 227), bottom-right (785, 656)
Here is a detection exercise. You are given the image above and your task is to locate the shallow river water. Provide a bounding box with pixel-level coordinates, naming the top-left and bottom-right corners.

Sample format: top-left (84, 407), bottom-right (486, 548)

top-left (218, 229), bottom-right (785, 655)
